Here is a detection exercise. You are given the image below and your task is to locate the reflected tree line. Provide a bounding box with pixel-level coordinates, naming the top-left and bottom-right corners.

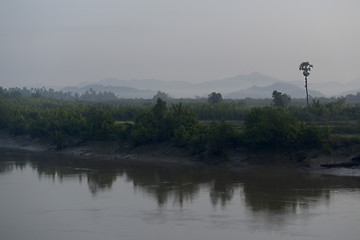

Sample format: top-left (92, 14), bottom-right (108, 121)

top-left (2, 154), bottom-right (360, 214)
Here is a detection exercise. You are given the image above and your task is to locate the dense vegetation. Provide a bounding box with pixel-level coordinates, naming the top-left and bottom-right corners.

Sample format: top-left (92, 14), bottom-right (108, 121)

top-left (1, 87), bottom-right (360, 162)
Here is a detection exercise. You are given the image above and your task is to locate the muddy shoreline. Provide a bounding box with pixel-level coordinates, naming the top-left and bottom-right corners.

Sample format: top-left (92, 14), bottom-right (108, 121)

top-left (1, 130), bottom-right (360, 173)
top-left (0, 130), bottom-right (199, 166)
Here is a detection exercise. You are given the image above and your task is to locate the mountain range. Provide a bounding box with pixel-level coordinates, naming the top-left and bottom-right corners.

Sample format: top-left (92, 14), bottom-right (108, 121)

top-left (226, 82), bottom-right (323, 99)
top-left (60, 72), bottom-right (360, 99)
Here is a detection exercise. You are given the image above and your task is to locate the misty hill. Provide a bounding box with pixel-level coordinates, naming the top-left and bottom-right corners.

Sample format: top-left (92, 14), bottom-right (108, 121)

top-left (289, 77), bottom-right (360, 97)
top-left (62, 84), bottom-right (155, 99)
top-left (336, 77), bottom-right (360, 96)
top-left (196, 72), bottom-right (281, 92)
top-left (77, 78), bottom-right (193, 98)
top-left (74, 72), bottom-right (286, 98)
top-left (226, 82), bottom-right (324, 99)
top-left (64, 72), bottom-right (330, 99)
top-left (94, 78), bottom-right (192, 92)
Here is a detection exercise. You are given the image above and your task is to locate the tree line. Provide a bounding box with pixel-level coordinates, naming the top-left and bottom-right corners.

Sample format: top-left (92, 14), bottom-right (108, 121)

top-left (2, 88), bottom-right (351, 163)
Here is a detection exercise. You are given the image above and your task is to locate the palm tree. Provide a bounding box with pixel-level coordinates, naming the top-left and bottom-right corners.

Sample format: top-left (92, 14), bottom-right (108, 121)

top-left (299, 61), bottom-right (313, 106)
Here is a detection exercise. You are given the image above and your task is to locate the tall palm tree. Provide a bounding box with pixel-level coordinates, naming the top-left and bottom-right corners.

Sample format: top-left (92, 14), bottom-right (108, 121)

top-left (299, 61), bottom-right (313, 106)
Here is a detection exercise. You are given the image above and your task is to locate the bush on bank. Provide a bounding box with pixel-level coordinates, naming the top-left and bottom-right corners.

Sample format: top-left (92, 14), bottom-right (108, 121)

top-left (0, 92), bottom-right (333, 160)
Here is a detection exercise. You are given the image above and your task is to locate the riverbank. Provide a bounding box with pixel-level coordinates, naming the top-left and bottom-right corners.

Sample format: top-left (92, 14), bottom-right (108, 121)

top-left (1, 129), bottom-right (360, 171)
top-left (0, 130), bottom-right (197, 166)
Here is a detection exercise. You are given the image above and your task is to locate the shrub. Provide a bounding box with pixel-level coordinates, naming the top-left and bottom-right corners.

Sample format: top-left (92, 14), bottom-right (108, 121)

top-left (243, 107), bottom-right (299, 149)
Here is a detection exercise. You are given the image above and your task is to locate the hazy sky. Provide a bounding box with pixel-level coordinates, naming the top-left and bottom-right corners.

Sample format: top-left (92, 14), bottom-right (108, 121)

top-left (1, 0), bottom-right (360, 88)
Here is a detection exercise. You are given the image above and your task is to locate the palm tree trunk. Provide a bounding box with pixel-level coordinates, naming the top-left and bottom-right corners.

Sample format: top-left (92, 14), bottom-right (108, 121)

top-left (305, 77), bottom-right (309, 106)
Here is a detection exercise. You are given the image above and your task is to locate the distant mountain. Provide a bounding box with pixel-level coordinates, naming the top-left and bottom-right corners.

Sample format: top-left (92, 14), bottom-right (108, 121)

top-left (73, 72), bottom-right (284, 98)
top-left (290, 77), bottom-right (360, 97)
top-left (340, 89), bottom-right (360, 96)
top-left (196, 72), bottom-right (281, 92)
top-left (226, 82), bottom-right (324, 99)
top-left (95, 78), bottom-right (192, 92)
top-left (61, 84), bottom-right (156, 99)
top-left (307, 81), bottom-right (352, 97)
top-left (87, 78), bottom-right (195, 98)
top-left (8, 72), bottom-right (360, 98)
top-left (64, 72), bottom-right (330, 99)
top-left (337, 77), bottom-right (360, 96)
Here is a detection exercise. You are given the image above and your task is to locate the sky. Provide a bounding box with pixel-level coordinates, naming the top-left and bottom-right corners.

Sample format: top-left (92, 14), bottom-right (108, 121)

top-left (1, 0), bottom-right (360, 88)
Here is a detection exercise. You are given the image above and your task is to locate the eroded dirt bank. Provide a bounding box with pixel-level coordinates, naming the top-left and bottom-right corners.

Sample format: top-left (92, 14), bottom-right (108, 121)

top-left (1, 130), bottom-right (360, 173)
top-left (0, 130), bottom-right (196, 166)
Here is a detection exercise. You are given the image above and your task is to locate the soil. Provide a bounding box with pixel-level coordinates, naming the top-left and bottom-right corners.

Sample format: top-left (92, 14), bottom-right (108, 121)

top-left (1, 129), bottom-right (360, 174)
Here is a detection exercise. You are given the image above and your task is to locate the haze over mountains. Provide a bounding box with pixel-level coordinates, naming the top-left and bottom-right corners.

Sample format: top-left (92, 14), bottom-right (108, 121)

top-left (60, 72), bottom-right (360, 99)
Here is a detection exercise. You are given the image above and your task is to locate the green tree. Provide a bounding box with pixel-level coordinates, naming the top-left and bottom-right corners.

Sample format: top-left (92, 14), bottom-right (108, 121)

top-left (152, 98), bottom-right (167, 121)
top-left (153, 91), bottom-right (170, 100)
top-left (206, 120), bottom-right (236, 157)
top-left (208, 92), bottom-right (223, 105)
top-left (243, 107), bottom-right (299, 149)
top-left (83, 107), bottom-right (115, 140)
top-left (130, 111), bottom-right (160, 145)
top-left (167, 103), bottom-right (199, 146)
top-left (272, 90), bottom-right (291, 108)
top-left (297, 123), bottom-right (328, 149)
top-left (299, 61), bottom-right (313, 107)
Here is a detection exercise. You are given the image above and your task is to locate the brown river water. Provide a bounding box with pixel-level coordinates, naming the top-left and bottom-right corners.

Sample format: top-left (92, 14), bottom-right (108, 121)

top-left (1, 149), bottom-right (360, 240)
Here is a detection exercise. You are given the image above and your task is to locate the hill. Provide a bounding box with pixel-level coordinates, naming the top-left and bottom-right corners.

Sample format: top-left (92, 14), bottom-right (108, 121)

top-left (61, 72), bottom-right (330, 99)
top-left (68, 73), bottom-right (292, 98)
top-left (226, 82), bottom-right (324, 99)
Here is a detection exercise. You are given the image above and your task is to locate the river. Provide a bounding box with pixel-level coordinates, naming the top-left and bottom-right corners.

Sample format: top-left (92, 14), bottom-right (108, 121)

top-left (1, 149), bottom-right (360, 240)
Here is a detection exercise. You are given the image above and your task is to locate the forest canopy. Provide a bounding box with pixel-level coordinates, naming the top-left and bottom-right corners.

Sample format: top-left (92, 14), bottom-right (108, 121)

top-left (1, 87), bottom-right (360, 162)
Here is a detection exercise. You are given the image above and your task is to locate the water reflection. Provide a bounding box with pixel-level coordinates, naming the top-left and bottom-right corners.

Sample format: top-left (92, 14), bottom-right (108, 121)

top-left (0, 152), bottom-right (28, 173)
top-left (127, 167), bottom-right (202, 206)
top-left (241, 170), bottom-right (331, 214)
top-left (1, 150), bottom-right (360, 215)
top-left (87, 171), bottom-right (120, 194)
top-left (209, 172), bottom-right (238, 207)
